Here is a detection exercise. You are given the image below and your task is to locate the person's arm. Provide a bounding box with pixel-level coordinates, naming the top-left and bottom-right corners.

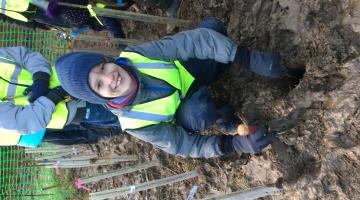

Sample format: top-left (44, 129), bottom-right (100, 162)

top-left (0, 98), bottom-right (55, 134)
top-left (0, 47), bottom-right (55, 134)
top-left (126, 123), bottom-right (234, 158)
top-left (0, 46), bottom-right (51, 75)
top-left (125, 28), bottom-right (238, 64)
top-left (126, 28), bottom-right (288, 78)
top-left (127, 122), bottom-right (276, 158)
top-left (0, 87), bottom-right (69, 134)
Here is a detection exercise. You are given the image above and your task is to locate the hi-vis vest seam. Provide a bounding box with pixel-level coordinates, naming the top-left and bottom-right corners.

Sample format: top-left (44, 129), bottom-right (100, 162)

top-left (0, 55), bottom-right (15, 63)
top-left (118, 51), bottom-right (195, 130)
top-left (7, 64), bottom-right (22, 103)
top-left (0, 56), bottom-right (22, 103)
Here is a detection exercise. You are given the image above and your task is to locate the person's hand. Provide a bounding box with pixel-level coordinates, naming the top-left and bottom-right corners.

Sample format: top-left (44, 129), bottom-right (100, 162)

top-left (23, 72), bottom-right (50, 103)
top-left (232, 126), bottom-right (276, 154)
top-left (249, 51), bottom-right (288, 79)
top-left (45, 86), bottom-right (71, 105)
top-left (234, 47), bottom-right (288, 79)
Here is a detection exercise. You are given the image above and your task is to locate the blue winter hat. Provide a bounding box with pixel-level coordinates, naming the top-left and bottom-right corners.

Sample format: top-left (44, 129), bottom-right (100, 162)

top-left (55, 52), bottom-right (110, 104)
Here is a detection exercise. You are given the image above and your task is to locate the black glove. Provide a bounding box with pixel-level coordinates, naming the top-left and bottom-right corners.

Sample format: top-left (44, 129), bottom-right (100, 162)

top-left (45, 86), bottom-right (71, 105)
top-left (234, 47), bottom-right (288, 79)
top-left (23, 72), bottom-right (50, 103)
top-left (232, 126), bottom-right (276, 154)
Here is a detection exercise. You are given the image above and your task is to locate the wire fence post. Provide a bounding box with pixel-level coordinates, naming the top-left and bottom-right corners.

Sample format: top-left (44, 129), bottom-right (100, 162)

top-left (89, 170), bottom-right (198, 200)
top-left (80, 160), bottom-right (160, 184)
top-left (200, 186), bottom-right (282, 200)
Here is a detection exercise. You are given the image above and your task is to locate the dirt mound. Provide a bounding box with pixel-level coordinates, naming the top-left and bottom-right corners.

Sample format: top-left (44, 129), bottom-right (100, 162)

top-left (72, 1), bottom-right (360, 199)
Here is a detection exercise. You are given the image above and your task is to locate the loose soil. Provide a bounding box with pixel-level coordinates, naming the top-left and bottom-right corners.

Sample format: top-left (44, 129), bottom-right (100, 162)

top-left (69, 0), bottom-right (360, 199)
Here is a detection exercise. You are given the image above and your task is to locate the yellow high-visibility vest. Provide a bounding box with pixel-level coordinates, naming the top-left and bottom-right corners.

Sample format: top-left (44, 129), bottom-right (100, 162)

top-left (0, 56), bottom-right (69, 146)
top-left (118, 52), bottom-right (195, 130)
top-left (0, 0), bottom-right (30, 22)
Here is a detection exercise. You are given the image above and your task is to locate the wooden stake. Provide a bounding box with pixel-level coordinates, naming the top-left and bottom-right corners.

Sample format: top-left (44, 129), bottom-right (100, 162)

top-left (74, 35), bottom-right (143, 46)
top-left (58, 2), bottom-right (193, 26)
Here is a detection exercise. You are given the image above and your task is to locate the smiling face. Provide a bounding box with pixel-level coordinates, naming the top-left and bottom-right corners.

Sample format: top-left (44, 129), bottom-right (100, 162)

top-left (88, 62), bottom-right (133, 98)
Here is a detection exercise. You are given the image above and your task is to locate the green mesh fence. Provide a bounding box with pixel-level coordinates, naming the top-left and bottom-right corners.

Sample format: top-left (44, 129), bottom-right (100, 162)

top-left (0, 21), bottom-right (72, 200)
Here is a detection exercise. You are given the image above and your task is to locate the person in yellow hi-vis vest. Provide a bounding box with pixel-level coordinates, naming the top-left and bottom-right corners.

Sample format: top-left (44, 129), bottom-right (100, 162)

top-left (0, 46), bottom-right (121, 147)
top-left (0, 0), bottom-right (31, 22)
top-left (55, 17), bottom-right (303, 158)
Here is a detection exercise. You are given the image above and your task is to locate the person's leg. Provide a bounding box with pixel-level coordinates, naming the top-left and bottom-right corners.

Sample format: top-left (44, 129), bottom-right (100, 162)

top-left (175, 86), bottom-right (236, 133)
top-left (43, 126), bottom-right (122, 145)
top-left (176, 87), bottom-right (238, 134)
top-left (176, 17), bottom-right (238, 133)
top-left (100, 17), bottom-right (126, 38)
top-left (175, 87), bottom-right (217, 132)
top-left (181, 17), bottom-right (230, 87)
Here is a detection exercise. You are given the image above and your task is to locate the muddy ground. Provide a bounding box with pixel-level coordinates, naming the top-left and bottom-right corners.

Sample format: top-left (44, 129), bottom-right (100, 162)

top-left (69, 0), bottom-right (360, 199)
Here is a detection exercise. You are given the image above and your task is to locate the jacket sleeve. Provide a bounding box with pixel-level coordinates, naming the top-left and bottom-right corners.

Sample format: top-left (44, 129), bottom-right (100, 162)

top-left (126, 123), bottom-right (233, 158)
top-left (0, 46), bottom-right (54, 134)
top-left (125, 28), bottom-right (238, 64)
top-left (0, 97), bottom-right (56, 134)
top-left (0, 46), bottom-right (51, 75)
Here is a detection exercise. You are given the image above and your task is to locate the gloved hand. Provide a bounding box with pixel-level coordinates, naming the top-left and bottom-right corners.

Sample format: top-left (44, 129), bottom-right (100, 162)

top-left (23, 72), bottom-right (50, 103)
top-left (234, 47), bottom-right (288, 79)
top-left (45, 86), bottom-right (71, 105)
top-left (232, 126), bottom-right (276, 154)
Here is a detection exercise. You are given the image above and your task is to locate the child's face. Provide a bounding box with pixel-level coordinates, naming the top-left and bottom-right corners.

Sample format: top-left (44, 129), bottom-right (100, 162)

top-left (88, 62), bottom-right (133, 98)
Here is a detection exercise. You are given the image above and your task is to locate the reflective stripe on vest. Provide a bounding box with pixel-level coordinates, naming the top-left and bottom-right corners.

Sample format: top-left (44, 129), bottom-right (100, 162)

top-left (0, 0), bottom-right (30, 22)
top-left (0, 56), bottom-right (68, 146)
top-left (118, 52), bottom-right (195, 130)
